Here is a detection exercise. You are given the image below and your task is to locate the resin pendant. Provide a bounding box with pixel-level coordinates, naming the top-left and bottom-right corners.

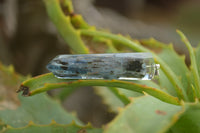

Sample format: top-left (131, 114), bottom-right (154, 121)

top-left (46, 53), bottom-right (160, 80)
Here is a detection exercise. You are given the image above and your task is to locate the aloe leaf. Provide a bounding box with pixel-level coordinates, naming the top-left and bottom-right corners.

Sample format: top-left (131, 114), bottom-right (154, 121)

top-left (0, 63), bottom-right (26, 111)
top-left (184, 44), bottom-right (200, 101)
top-left (94, 87), bottom-right (137, 112)
top-left (104, 95), bottom-right (184, 133)
top-left (2, 122), bottom-right (102, 133)
top-left (18, 73), bottom-right (180, 105)
top-left (94, 80), bottom-right (159, 112)
top-left (0, 63), bottom-right (81, 129)
top-left (167, 102), bottom-right (200, 133)
top-left (140, 38), bottom-right (167, 49)
top-left (43, 0), bottom-right (89, 54)
top-left (195, 44), bottom-right (200, 77)
top-left (158, 45), bottom-right (190, 96)
top-left (0, 120), bottom-right (6, 131)
top-left (132, 80), bottom-right (161, 90)
top-left (141, 38), bottom-right (190, 97)
top-left (160, 69), bottom-right (180, 96)
top-left (107, 87), bottom-right (130, 105)
top-left (71, 14), bottom-right (92, 29)
top-left (17, 73), bottom-right (71, 94)
top-left (56, 87), bottom-right (77, 101)
top-left (80, 29), bottom-right (187, 100)
top-left (94, 87), bottom-right (124, 112)
top-left (91, 39), bottom-right (156, 111)
top-left (0, 94), bottom-right (82, 128)
top-left (177, 30), bottom-right (200, 97)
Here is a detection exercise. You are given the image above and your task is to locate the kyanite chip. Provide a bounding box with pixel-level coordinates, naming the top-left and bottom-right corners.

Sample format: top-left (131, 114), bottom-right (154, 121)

top-left (47, 53), bottom-right (159, 80)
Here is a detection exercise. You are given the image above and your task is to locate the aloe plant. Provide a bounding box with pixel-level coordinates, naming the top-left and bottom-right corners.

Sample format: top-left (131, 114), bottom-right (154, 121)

top-left (0, 0), bottom-right (200, 132)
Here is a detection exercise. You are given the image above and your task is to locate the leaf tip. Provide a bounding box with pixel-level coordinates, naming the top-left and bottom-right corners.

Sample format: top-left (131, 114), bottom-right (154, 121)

top-left (28, 121), bottom-right (34, 126)
top-left (6, 125), bottom-right (12, 129)
top-left (129, 97), bottom-right (134, 101)
top-left (51, 120), bottom-right (57, 124)
top-left (117, 107), bottom-right (124, 112)
top-left (142, 91), bottom-right (149, 96)
top-left (85, 122), bottom-right (93, 128)
top-left (16, 85), bottom-right (30, 96)
top-left (176, 29), bottom-right (181, 33)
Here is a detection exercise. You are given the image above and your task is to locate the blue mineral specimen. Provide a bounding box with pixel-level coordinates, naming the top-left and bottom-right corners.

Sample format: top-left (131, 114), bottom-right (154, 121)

top-left (46, 53), bottom-right (159, 80)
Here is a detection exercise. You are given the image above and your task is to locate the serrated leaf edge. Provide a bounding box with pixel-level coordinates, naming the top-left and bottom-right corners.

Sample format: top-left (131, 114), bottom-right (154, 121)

top-left (103, 94), bottom-right (186, 133)
top-left (18, 74), bottom-right (180, 105)
top-left (2, 120), bottom-right (96, 132)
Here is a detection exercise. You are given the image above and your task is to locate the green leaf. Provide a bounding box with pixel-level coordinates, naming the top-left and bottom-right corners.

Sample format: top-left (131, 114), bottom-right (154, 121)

top-left (106, 87), bottom-right (131, 105)
top-left (158, 45), bottom-right (189, 96)
top-left (95, 86), bottom-right (143, 112)
top-left (186, 44), bottom-right (200, 101)
top-left (168, 102), bottom-right (200, 133)
top-left (95, 81), bottom-right (157, 112)
top-left (0, 94), bottom-right (81, 128)
top-left (141, 38), bottom-right (190, 97)
top-left (43, 0), bottom-right (89, 54)
top-left (0, 120), bottom-right (6, 131)
top-left (56, 87), bottom-right (77, 102)
top-left (17, 73), bottom-right (71, 96)
top-left (132, 80), bottom-right (161, 91)
top-left (195, 44), bottom-right (200, 77)
top-left (104, 95), bottom-right (183, 133)
top-left (0, 63), bottom-right (81, 129)
top-left (159, 70), bottom-right (176, 96)
top-left (177, 30), bottom-right (200, 97)
top-left (18, 73), bottom-right (180, 105)
top-left (94, 87), bottom-right (126, 112)
top-left (80, 29), bottom-right (188, 100)
top-left (2, 122), bottom-right (102, 133)
top-left (140, 38), bottom-right (167, 49)
top-left (0, 63), bottom-right (26, 111)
